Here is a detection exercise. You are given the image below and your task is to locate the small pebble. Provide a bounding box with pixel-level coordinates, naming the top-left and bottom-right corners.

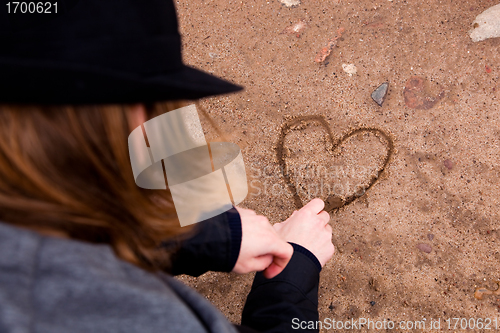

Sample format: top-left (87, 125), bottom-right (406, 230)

top-left (329, 302), bottom-right (335, 310)
top-left (280, 20), bottom-right (308, 36)
top-left (416, 243), bottom-right (432, 253)
top-left (427, 233), bottom-right (434, 241)
top-left (342, 63), bottom-right (357, 76)
top-left (370, 301), bottom-right (376, 306)
top-left (371, 82), bottom-right (389, 106)
top-left (443, 159), bottom-right (453, 170)
top-left (279, 0), bottom-right (300, 7)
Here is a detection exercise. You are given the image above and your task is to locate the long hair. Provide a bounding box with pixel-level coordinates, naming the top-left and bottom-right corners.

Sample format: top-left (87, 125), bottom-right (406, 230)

top-left (0, 101), bottom-right (193, 271)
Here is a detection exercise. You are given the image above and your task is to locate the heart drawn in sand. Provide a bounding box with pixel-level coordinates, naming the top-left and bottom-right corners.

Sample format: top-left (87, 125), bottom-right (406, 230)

top-left (276, 116), bottom-right (394, 212)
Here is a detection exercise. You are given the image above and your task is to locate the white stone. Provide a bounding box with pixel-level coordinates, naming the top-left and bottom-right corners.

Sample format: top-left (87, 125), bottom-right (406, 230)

top-left (470, 3), bottom-right (500, 42)
top-left (278, 0), bottom-right (300, 7)
top-left (342, 63), bottom-right (357, 76)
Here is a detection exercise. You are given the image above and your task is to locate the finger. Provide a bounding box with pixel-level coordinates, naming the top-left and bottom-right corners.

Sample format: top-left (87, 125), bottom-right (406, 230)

top-left (261, 241), bottom-right (293, 279)
top-left (263, 261), bottom-right (286, 279)
top-left (250, 254), bottom-right (274, 272)
top-left (262, 246), bottom-right (293, 279)
top-left (318, 211), bottom-right (330, 224)
top-left (302, 198), bottom-right (325, 214)
top-left (269, 237), bottom-right (294, 260)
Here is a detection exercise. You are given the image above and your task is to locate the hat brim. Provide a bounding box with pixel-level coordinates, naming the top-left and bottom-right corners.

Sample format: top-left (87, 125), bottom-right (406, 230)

top-left (151, 65), bottom-right (244, 100)
top-left (0, 58), bottom-right (244, 105)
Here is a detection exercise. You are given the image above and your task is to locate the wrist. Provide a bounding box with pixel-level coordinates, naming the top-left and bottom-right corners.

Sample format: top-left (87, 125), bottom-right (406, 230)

top-left (288, 242), bottom-right (322, 272)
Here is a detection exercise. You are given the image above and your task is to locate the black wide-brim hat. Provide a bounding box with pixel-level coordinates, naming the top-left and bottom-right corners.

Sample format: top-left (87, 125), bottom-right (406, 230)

top-left (0, 0), bottom-right (244, 105)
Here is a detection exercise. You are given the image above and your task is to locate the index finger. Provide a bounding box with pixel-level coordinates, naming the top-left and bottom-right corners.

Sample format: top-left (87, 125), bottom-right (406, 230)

top-left (302, 198), bottom-right (325, 214)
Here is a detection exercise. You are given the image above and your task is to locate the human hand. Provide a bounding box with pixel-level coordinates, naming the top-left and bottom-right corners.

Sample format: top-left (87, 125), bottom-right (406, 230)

top-left (273, 198), bottom-right (334, 267)
top-left (233, 207), bottom-right (294, 279)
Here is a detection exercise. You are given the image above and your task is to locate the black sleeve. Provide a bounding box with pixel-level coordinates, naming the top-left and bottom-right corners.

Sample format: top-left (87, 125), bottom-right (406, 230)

top-left (233, 325), bottom-right (259, 333)
top-left (161, 207), bottom-right (242, 277)
top-left (241, 243), bottom-right (321, 333)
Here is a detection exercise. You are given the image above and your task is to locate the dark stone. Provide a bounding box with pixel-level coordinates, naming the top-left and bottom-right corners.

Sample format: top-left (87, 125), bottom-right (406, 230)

top-left (370, 301), bottom-right (376, 306)
top-left (427, 233), bottom-right (434, 241)
top-left (371, 82), bottom-right (389, 106)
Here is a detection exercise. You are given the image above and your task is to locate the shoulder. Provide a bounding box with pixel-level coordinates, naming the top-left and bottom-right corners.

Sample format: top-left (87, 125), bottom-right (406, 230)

top-left (0, 222), bottom-right (214, 333)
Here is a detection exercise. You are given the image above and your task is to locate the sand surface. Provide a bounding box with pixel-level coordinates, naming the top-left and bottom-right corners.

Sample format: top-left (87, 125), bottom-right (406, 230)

top-left (174, 0), bottom-right (500, 330)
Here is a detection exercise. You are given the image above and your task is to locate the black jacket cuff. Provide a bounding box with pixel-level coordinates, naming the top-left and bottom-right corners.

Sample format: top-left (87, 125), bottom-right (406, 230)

top-left (162, 207), bottom-right (242, 276)
top-left (289, 243), bottom-right (321, 272)
top-left (241, 244), bottom-right (320, 333)
top-left (226, 207), bottom-right (242, 271)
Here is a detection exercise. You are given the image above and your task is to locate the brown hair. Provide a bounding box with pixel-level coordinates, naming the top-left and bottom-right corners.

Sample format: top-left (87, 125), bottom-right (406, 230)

top-left (0, 101), bottom-right (193, 271)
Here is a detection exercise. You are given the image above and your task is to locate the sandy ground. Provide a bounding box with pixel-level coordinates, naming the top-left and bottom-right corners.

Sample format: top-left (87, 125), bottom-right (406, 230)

top-left (174, 0), bottom-right (500, 331)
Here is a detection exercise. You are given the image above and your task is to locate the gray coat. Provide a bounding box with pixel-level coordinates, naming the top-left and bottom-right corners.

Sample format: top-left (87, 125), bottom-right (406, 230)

top-left (0, 222), bottom-right (237, 333)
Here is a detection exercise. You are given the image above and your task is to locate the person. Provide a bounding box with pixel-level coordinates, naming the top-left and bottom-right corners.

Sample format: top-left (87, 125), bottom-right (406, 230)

top-left (0, 1), bottom-right (335, 332)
